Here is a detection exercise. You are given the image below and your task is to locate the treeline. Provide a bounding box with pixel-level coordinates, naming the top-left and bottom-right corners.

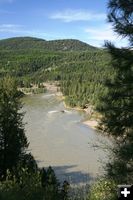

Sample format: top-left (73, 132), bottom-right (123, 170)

top-left (0, 37), bottom-right (96, 51)
top-left (0, 45), bottom-right (112, 108)
top-left (34, 50), bottom-right (112, 108)
top-left (0, 49), bottom-right (62, 77)
top-left (0, 165), bottom-right (70, 200)
top-left (59, 51), bottom-right (112, 107)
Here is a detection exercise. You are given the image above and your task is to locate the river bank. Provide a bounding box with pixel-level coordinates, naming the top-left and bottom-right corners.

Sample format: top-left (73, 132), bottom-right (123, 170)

top-left (64, 101), bottom-right (99, 130)
top-left (18, 84), bottom-right (46, 95)
top-left (44, 81), bottom-right (63, 99)
top-left (44, 81), bottom-right (99, 130)
top-left (20, 81), bottom-right (99, 130)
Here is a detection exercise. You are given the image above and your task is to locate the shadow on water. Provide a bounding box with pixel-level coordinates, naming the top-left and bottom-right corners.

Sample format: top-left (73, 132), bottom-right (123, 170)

top-left (54, 165), bottom-right (94, 185)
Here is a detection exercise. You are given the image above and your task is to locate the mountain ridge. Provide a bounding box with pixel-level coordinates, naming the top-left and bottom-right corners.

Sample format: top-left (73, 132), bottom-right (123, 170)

top-left (0, 36), bottom-right (97, 51)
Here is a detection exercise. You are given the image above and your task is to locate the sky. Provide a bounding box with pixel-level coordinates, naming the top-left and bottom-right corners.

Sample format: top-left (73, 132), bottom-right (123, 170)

top-left (0, 0), bottom-right (128, 47)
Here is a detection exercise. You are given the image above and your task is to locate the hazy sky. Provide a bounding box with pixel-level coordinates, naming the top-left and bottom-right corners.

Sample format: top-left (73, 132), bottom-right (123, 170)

top-left (0, 0), bottom-right (128, 47)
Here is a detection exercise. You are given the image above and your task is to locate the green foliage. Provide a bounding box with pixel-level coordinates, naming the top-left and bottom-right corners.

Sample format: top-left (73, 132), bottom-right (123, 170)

top-left (17, 153), bottom-right (38, 174)
top-left (0, 49), bottom-right (62, 78)
top-left (20, 87), bottom-right (46, 94)
top-left (41, 166), bottom-right (60, 200)
top-left (60, 180), bottom-right (70, 200)
top-left (0, 167), bottom-right (70, 200)
top-left (59, 51), bottom-right (112, 108)
top-left (0, 37), bottom-right (111, 108)
top-left (107, 0), bottom-right (133, 45)
top-left (0, 76), bottom-right (28, 179)
top-left (0, 37), bottom-right (96, 51)
top-left (0, 168), bottom-right (43, 200)
top-left (96, 45), bottom-right (133, 138)
top-left (96, 0), bottom-right (133, 187)
top-left (88, 179), bottom-right (117, 200)
top-left (106, 138), bottom-right (133, 184)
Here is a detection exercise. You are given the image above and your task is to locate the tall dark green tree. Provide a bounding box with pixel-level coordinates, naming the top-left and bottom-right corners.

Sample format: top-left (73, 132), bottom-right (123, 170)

top-left (107, 0), bottom-right (133, 45)
top-left (96, 0), bottom-right (133, 183)
top-left (97, 45), bottom-right (133, 139)
top-left (41, 166), bottom-right (60, 200)
top-left (97, 0), bottom-right (133, 138)
top-left (60, 180), bottom-right (70, 200)
top-left (0, 76), bottom-right (28, 179)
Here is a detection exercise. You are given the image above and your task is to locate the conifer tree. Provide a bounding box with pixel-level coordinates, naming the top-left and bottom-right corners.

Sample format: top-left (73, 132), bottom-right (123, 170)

top-left (0, 76), bottom-right (28, 179)
top-left (41, 166), bottom-right (60, 200)
top-left (96, 0), bottom-right (133, 183)
top-left (107, 0), bottom-right (133, 45)
top-left (61, 180), bottom-right (70, 200)
top-left (97, 45), bottom-right (133, 139)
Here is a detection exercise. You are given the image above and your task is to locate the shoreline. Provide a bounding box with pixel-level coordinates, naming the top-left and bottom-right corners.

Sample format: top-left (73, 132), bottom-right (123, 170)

top-left (42, 81), bottom-right (99, 130)
top-left (82, 120), bottom-right (98, 130)
top-left (63, 99), bottom-right (99, 130)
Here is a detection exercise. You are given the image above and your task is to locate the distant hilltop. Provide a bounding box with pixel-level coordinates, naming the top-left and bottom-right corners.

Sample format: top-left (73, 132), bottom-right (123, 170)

top-left (0, 36), bottom-right (97, 51)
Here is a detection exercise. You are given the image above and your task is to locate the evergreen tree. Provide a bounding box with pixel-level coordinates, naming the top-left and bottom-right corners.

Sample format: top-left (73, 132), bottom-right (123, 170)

top-left (17, 153), bottom-right (38, 174)
top-left (96, 0), bottom-right (133, 183)
top-left (97, 45), bottom-right (133, 139)
top-left (60, 180), bottom-right (70, 200)
top-left (107, 0), bottom-right (133, 45)
top-left (0, 76), bottom-right (28, 179)
top-left (41, 167), bottom-right (47, 188)
top-left (41, 166), bottom-right (60, 200)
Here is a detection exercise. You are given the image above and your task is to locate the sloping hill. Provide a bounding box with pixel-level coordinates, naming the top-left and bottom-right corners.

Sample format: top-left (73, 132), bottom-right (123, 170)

top-left (0, 37), bottom-right (96, 51)
top-left (0, 37), bottom-right (46, 50)
top-left (44, 39), bottom-right (96, 51)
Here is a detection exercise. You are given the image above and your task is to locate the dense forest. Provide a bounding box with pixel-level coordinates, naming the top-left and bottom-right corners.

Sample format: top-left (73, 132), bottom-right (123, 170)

top-left (0, 37), bottom-right (96, 51)
top-left (0, 37), bottom-right (111, 107)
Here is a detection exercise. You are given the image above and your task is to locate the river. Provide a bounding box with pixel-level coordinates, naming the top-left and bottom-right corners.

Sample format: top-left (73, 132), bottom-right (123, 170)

top-left (23, 92), bottom-right (110, 185)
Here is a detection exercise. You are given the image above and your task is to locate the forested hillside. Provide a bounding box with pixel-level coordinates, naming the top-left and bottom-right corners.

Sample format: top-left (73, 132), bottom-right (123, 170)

top-left (0, 37), bottom-right (110, 107)
top-left (0, 37), bottom-right (96, 51)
